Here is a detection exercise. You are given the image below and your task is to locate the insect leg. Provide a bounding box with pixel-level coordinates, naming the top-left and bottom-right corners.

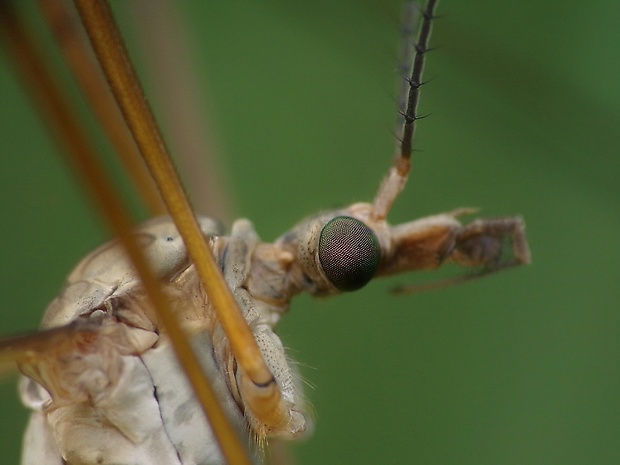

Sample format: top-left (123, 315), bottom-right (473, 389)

top-left (37, 0), bottom-right (164, 216)
top-left (0, 3), bottom-right (252, 462)
top-left (74, 0), bottom-right (300, 441)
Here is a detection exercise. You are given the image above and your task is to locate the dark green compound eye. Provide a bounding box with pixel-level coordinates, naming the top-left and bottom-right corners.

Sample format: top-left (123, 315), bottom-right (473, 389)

top-left (318, 216), bottom-right (381, 291)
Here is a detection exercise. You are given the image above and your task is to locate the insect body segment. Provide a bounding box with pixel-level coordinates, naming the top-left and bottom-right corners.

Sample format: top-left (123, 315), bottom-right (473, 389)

top-left (276, 203), bottom-right (529, 298)
top-left (19, 215), bottom-right (311, 465)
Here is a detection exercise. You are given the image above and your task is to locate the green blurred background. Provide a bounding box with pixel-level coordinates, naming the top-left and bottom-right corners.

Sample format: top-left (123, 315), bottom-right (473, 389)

top-left (1, 1), bottom-right (619, 464)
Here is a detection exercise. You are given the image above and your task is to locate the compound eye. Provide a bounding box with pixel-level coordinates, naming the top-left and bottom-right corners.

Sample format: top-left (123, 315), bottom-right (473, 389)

top-left (318, 216), bottom-right (381, 291)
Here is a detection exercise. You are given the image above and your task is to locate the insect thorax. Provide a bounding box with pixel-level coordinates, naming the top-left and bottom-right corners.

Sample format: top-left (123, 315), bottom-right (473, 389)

top-left (18, 215), bottom-right (311, 465)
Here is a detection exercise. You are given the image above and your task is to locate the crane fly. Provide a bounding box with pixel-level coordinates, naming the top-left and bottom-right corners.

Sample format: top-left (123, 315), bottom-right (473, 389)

top-left (0, 1), bottom-right (530, 464)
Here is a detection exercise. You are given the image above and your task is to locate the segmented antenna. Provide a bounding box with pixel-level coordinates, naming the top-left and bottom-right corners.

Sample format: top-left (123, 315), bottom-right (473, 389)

top-left (399, 0), bottom-right (436, 161)
top-left (372, 0), bottom-right (437, 221)
top-left (395, 2), bottom-right (419, 139)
